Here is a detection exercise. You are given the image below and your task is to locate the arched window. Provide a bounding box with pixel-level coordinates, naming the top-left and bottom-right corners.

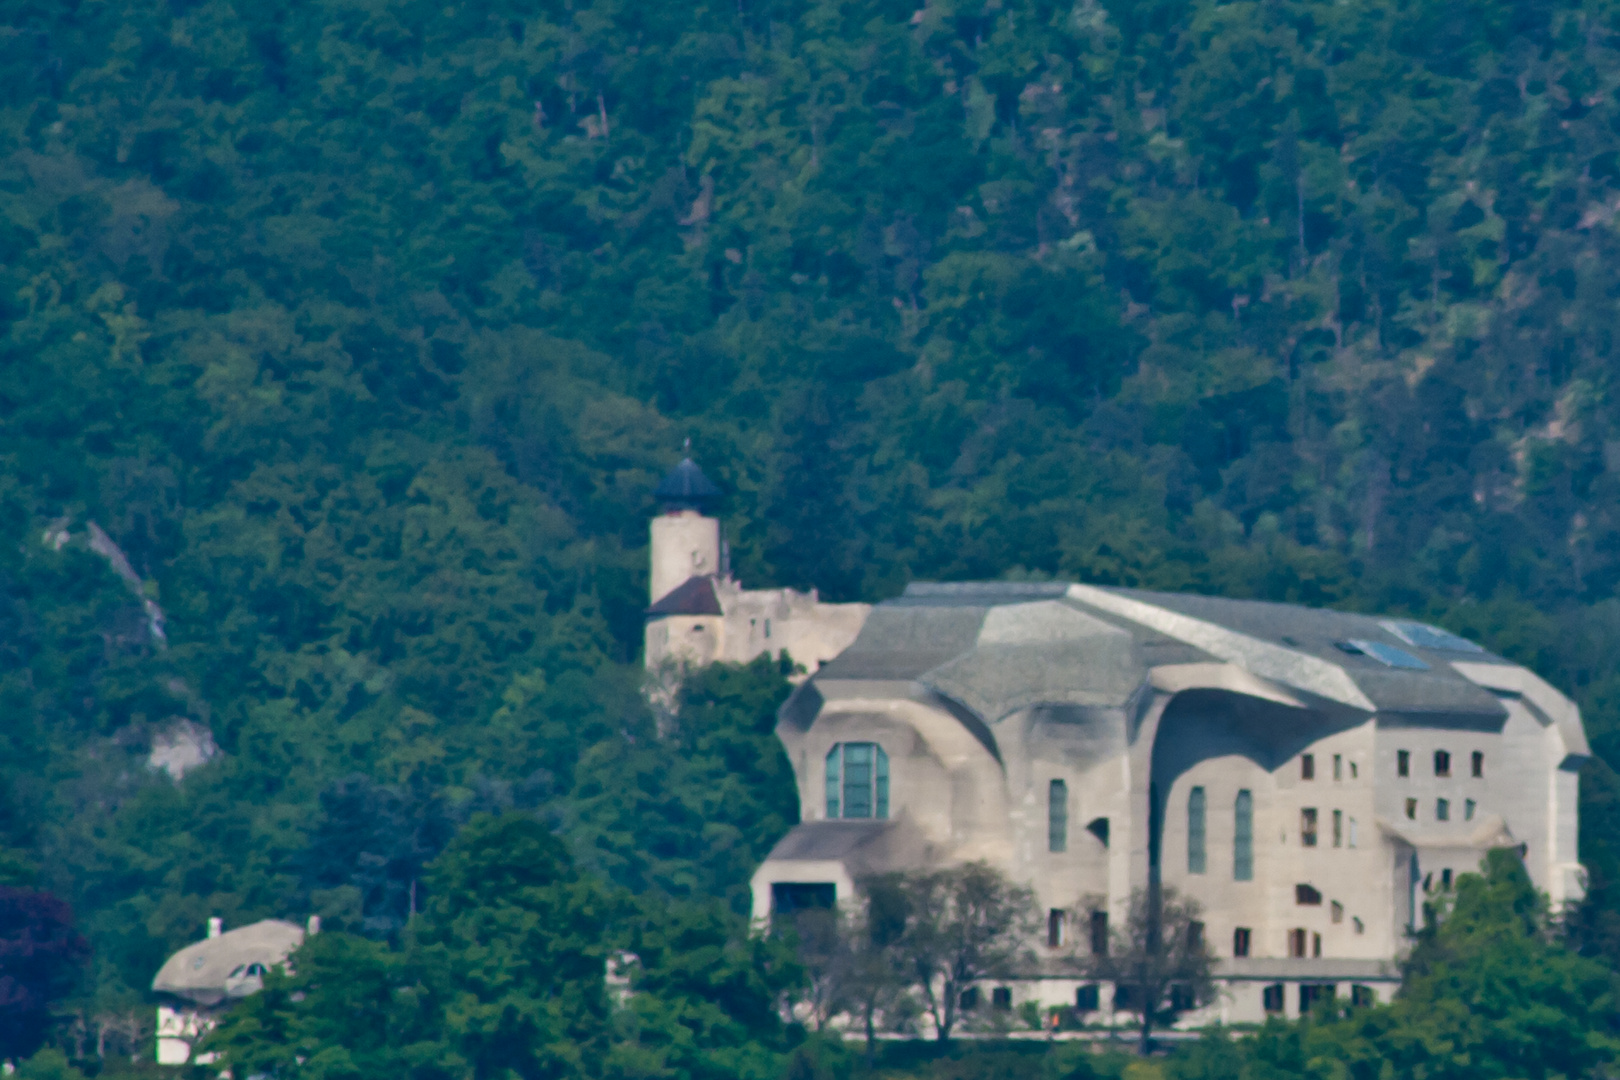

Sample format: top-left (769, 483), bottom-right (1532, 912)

top-left (826, 743), bottom-right (889, 819)
top-left (1234, 789), bottom-right (1254, 881)
top-left (1048, 779), bottom-right (1068, 852)
top-left (1187, 786), bottom-right (1206, 874)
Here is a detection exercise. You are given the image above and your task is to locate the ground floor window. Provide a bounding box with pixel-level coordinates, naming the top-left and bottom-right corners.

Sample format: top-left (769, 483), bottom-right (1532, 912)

top-left (1300, 983), bottom-right (1336, 1012)
top-left (1075, 984), bottom-right (1099, 1011)
top-left (1262, 984), bottom-right (1285, 1013)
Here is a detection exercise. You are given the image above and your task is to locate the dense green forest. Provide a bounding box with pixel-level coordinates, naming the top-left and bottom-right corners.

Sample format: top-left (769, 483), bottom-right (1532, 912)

top-left (6, 0), bottom-right (1620, 1072)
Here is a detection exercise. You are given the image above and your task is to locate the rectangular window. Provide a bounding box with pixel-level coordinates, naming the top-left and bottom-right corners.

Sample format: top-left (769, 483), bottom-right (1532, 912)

top-left (1075, 985), bottom-right (1099, 1011)
top-left (1288, 928), bottom-right (1307, 958)
top-left (1472, 751), bottom-right (1484, 778)
top-left (1187, 786), bottom-right (1207, 874)
top-left (1333, 754), bottom-right (1343, 780)
top-left (1349, 817), bottom-right (1358, 848)
top-left (1464, 799), bottom-right (1476, 821)
top-left (1300, 983), bottom-right (1334, 1011)
top-left (1350, 761), bottom-right (1359, 779)
top-left (764, 618), bottom-right (771, 639)
top-left (1047, 909), bottom-right (1066, 948)
top-left (826, 744), bottom-right (889, 820)
top-left (1090, 911), bottom-right (1109, 956)
top-left (1234, 790), bottom-right (1254, 881)
top-left (1351, 985), bottom-right (1374, 1007)
top-left (1301, 808), bottom-right (1318, 847)
top-left (1333, 809), bottom-right (1343, 848)
top-left (1263, 984), bottom-right (1285, 1013)
top-left (1436, 798), bottom-right (1450, 822)
top-left (1331, 900), bottom-right (1343, 924)
top-left (991, 987), bottom-right (1012, 1011)
top-left (843, 743), bottom-right (873, 818)
top-left (1404, 797), bottom-right (1417, 820)
top-left (1048, 779), bottom-right (1068, 853)
top-left (1434, 750), bottom-right (1451, 777)
top-left (1397, 750), bottom-right (1410, 777)
top-left (1313, 932), bottom-right (1322, 958)
top-left (1441, 868), bottom-right (1453, 890)
top-left (1233, 927), bottom-right (1251, 957)
top-left (1296, 883), bottom-right (1323, 905)
top-left (825, 749), bottom-right (840, 819)
top-left (1302, 753), bottom-right (1315, 780)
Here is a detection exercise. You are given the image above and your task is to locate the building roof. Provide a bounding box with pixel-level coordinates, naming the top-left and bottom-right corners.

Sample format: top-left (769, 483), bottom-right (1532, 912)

top-left (151, 920), bottom-right (305, 1007)
top-left (808, 581), bottom-right (1572, 739)
top-left (647, 574), bottom-right (723, 616)
top-left (653, 458), bottom-right (721, 509)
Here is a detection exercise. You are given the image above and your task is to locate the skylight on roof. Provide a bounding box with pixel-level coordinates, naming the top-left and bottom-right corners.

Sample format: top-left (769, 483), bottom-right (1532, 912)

top-left (1380, 620), bottom-right (1485, 653)
top-left (1337, 639), bottom-right (1430, 670)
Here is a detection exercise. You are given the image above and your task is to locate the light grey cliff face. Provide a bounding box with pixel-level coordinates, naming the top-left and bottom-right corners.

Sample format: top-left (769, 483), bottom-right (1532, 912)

top-left (753, 580), bottom-right (1587, 1022)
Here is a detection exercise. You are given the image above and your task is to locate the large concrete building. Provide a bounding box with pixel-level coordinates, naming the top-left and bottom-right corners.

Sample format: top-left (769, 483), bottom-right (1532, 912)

top-left (641, 466), bottom-right (1589, 1025)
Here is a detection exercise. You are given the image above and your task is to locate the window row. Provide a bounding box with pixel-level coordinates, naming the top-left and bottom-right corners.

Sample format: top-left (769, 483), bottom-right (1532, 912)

top-left (1299, 753), bottom-right (1358, 780)
top-left (1395, 749), bottom-right (1484, 778)
top-left (1298, 808), bottom-right (1358, 848)
top-left (1404, 796), bottom-right (1476, 822)
top-left (1184, 788), bottom-right (1255, 879)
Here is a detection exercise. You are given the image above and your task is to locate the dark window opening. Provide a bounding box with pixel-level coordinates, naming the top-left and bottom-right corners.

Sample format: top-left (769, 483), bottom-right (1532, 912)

top-left (1187, 786), bottom-right (1206, 873)
top-left (771, 882), bottom-right (835, 914)
top-left (1300, 983), bottom-right (1336, 1012)
top-left (1288, 928), bottom-right (1308, 957)
top-left (1313, 932), bottom-right (1322, 958)
top-left (1437, 798), bottom-right (1450, 821)
top-left (1263, 984), bottom-right (1285, 1013)
top-left (1090, 910), bottom-right (1109, 956)
top-left (1075, 984), bottom-right (1099, 1011)
top-left (1301, 753), bottom-right (1315, 780)
top-left (1472, 751), bottom-right (1484, 778)
top-left (1440, 868), bottom-right (1453, 889)
top-left (1047, 908), bottom-right (1066, 948)
top-left (1113, 984), bottom-right (1136, 1011)
top-left (1405, 797), bottom-right (1417, 820)
top-left (959, 987), bottom-right (980, 1011)
top-left (1301, 808), bottom-right (1318, 846)
top-left (991, 987), bottom-right (1012, 1011)
top-left (1397, 750), bottom-right (1410, 777)
top-left (1296, 883), bottom-right (1323, 905)
top-left (1233, 927), bottom-right (1251, 957)
top-left (1351, 985), bottom-right (1374, 1007)
top-left (1434, 750), bottom-right (1451, 777)
top-left (1086, 817), bottom-right (1110, 847)
top-left (1169, 983), bottom-right (1195, 1011)
top-left (1234, 790), bottom-right (1254, 881)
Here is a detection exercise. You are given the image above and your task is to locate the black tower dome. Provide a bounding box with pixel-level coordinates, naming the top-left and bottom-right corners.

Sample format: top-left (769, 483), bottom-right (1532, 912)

top-left (654, 458), bottom-right (721, 511)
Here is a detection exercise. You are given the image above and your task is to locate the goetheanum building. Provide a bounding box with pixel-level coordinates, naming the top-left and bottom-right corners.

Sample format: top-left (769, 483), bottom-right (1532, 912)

top-left (746, 580), bottom-right (1588, 1023)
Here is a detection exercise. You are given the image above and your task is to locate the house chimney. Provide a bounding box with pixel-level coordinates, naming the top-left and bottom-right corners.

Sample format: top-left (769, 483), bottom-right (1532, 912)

top-left (307, 915), bottom-right (321, 935)
top-left (207, 917), bottom-right (222, 939)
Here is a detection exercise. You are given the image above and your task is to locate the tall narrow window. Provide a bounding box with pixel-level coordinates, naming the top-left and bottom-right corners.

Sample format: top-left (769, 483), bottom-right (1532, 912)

top-left (1089, 911), bottom-right (1109, 956)
top-left (1472, 751), bottom-right (1484, 778)
top-left (1233, 927), bottom-right (1251, 957)
top-left (1234, 790), bottom-right (1254, 881)
top-left (1436, 798), bottom-right (1449, 822)
top-left (1187, 786), bottom-right (1207, 874)
top-left (1333, 754), bottom-right (1343, 780)
top-left (1397, 750), bottom-right (1410, 777)
top-left (825, 743), bottom-right (889, 819)
top-left (1301, 754), bottom-right (1315, 780)
top-left (1434, 750), bottom-right (1451, 777)
top-left (1288, 928), bottom-right (1307, 958)
top-left (1333, 809), bottom-right (1343, 848)
top-left (1348, 817), bottom-right (1358, 848)
top-left (1048, 779), bottom-right (1068, 853)
top-left (1047, 909), bottom-right (1066, 948)
top-left (1464, 799), bottom-right (1476, 821)
top-left (1301, 808), bottom-right (1318, 847)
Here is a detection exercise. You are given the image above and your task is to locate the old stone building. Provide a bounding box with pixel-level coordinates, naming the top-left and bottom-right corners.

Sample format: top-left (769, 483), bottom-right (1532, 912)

top-left (643, 459), bottom-right (869, 676)
top-left (641, 467), bottom-right (1588, 1025)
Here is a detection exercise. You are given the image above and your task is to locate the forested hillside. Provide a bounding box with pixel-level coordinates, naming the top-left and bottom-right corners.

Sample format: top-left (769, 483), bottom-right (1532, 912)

top-left (7, 0), bottom-right (1620, 1055)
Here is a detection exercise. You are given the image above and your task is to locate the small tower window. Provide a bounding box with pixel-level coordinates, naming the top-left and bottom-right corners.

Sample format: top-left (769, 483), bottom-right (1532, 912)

top-left (825, 743), bottom-right (889, 819)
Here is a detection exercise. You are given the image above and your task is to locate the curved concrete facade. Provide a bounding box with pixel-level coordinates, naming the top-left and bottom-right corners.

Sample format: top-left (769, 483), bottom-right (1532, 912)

top-left (750, 581), bottom-right (1588, 1023)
